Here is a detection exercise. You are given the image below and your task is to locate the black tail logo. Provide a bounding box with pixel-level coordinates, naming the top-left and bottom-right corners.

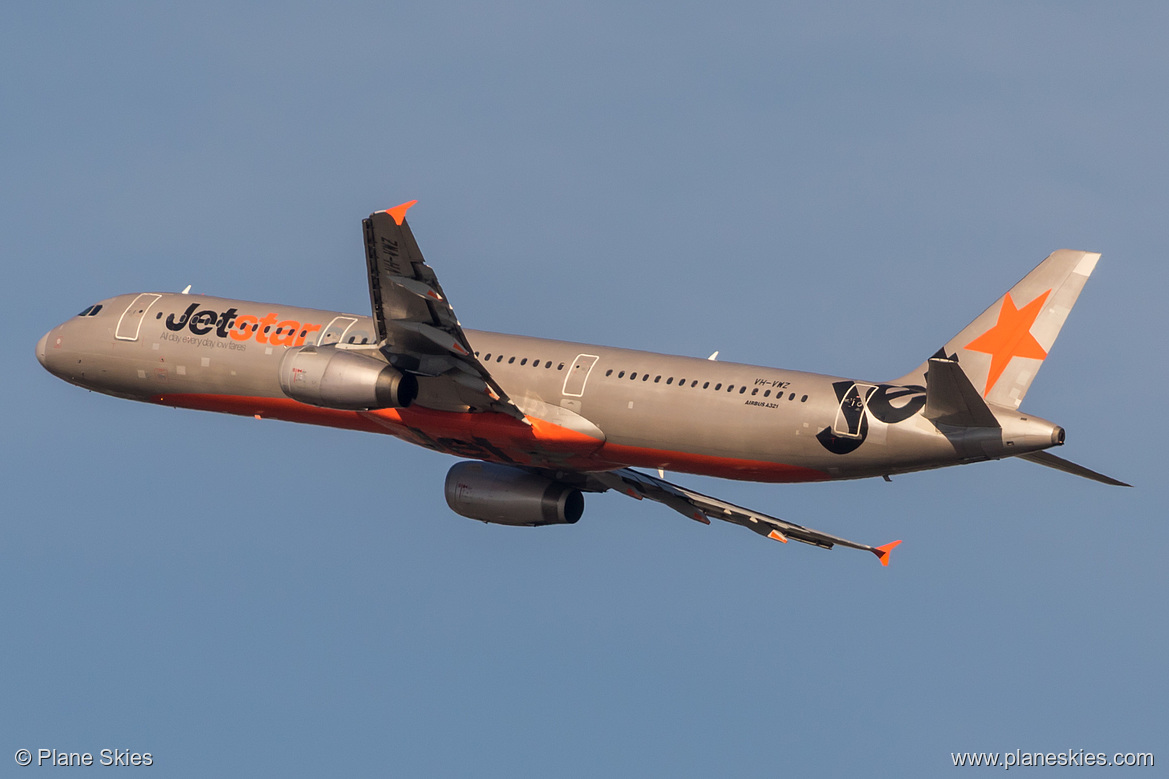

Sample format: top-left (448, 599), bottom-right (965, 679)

top-left (816, 381), bottom-right (925, 454)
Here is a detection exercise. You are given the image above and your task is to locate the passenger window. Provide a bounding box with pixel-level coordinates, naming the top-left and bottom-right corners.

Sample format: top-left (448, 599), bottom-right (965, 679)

top-left (545, 361), bottom-right (552, 368)
top-left (751, 388), bottom-right (758, 395)
top-left (618, 371), bottom-right (625, 378)
top-left (484, 353), bottom-right (492, 361)
top-left (764, 390), bottom-right (770, 397)
top-left (155, 311), bottom-right (162, 319)
top-left (508, 357), bottom-right (516, 364)
top-left (496, 355), bottom-right (503, 362)
top-left (801, 395), bottom-right (808, 402)
top-left (715, 383), bottom-right (722, 390)
top-left (654, 376), bottom-right (661, 383)
top-left (558, 363), bottom-right (565, 370)
top-left (727, 385), bottom-right (734, 392)
top-left (631, 372), bottom-right (637, 380)
top-left (703, 382), bottom-right (710, 389)
top-left (520, 358), bottom-right (528, 365)
top-left (691, 380), bottom-right (698, 388)
top-left (789, 393), bottom-right (795, 400)
top-left (642, 374), bottom-right (649, 381)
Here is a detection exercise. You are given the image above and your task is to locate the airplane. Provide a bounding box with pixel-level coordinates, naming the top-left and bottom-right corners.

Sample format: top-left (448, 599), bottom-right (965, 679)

top-left (35, 201), bottom-right (1128, 565)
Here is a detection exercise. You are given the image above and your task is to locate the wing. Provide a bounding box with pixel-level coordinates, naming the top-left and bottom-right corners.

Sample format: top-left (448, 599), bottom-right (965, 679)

top-left (363, 202), bottom-right (525, 421)
top-left (589, 468), bottom-right (902, 566)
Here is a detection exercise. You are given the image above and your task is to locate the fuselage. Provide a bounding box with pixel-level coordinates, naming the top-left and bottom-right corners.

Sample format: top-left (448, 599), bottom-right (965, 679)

top-left (37, 291), bottom-right (1057, 482)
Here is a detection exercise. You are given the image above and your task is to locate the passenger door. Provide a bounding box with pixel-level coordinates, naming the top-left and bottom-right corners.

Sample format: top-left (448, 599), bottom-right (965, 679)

top-left (562, 353), bottom-right (599, 398)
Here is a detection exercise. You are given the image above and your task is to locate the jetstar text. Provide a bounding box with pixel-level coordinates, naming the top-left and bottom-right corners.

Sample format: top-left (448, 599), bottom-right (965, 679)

top-left (166, 303), bottom-right (322, 347)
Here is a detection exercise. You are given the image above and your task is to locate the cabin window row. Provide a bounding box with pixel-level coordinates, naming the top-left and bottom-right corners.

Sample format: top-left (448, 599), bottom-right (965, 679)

top-left (601, 368), bottom-right (808, 402)
top-left (469, 350), bottom-right (809, 402)
top-left (474, 352), bottom-right (566, 370)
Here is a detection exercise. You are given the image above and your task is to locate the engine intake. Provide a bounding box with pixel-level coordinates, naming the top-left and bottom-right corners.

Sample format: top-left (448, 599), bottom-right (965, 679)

top-left (278, 344), bottom-right (418, 410)
top-left (444, 461), bottom-right (584, 526)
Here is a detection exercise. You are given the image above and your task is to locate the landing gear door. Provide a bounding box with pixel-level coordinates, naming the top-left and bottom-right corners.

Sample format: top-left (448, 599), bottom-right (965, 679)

top-left (832, 383), bottom-right (876, 438)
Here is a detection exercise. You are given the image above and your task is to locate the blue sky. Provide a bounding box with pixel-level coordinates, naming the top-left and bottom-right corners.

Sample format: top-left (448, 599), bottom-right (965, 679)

top-left (3, 3), bottom-right (1165, 775)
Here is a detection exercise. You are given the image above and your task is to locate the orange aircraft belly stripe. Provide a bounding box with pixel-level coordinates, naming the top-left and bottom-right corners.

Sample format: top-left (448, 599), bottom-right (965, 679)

top-left (597, 442), bottom-right (830, 483)
top-left (148, 393), bottom-right (829, 482)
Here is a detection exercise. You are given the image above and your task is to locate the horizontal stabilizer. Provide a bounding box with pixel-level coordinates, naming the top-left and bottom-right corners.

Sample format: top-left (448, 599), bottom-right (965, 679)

top-left (1019, 451), bottom-right (1131, 487)
top-left (923, 358), bottom-right (1000, 428)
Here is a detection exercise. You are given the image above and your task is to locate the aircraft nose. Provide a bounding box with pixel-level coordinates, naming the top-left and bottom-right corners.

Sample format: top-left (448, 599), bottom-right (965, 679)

top-left (36, 331), bottom-right (49, 368)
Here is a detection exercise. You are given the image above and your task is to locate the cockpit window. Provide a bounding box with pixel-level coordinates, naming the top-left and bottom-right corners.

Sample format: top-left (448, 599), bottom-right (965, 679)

top-left (77, 305), bottom-right (94, 317)
top-left (88, 304), bottom-right (102, 316)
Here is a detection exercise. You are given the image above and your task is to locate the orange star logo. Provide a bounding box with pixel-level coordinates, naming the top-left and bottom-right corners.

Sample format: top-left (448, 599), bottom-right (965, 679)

top-left (964, 290), bottom-right (1051, 396)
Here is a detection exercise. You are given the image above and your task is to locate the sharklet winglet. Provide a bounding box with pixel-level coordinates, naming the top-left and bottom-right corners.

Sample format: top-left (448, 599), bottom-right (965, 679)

top-left (384, 200), bottom-right (418, 226)
top-left (873, 540), bottom-right (902, 567)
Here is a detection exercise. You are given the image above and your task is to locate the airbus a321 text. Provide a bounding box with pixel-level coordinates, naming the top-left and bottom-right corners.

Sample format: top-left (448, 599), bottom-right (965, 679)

top-left (37, 202), bottom-right (1127, 565)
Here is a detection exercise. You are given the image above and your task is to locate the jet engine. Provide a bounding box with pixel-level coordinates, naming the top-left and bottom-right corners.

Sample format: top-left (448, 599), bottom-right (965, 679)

top-left (444, 461), bottom-right (584, 526)
top-left (278, 344), bottom-right (418, 410)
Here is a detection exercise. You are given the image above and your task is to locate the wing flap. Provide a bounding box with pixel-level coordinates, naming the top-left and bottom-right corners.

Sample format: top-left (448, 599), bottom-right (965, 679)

top-left (590, 468), bottom-right (899, 564)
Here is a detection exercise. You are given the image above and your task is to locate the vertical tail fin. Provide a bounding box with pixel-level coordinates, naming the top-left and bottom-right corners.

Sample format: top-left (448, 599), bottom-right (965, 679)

top-left (894, 250), bottom-right (1101, 410)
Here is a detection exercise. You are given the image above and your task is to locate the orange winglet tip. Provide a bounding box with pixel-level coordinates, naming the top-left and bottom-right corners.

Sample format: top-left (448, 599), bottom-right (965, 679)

top-left (384, 200), bottom-right (418, 225)
top-left (767, 529), bottom-right (788, 543)
top-left (873, 540), bottom-right (902, 567)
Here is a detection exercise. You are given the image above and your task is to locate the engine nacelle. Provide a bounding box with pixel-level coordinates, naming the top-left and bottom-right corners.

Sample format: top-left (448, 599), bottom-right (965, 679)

top-left (278, 344), bottom-right (418, 410)
top-left (444, 461), bottom-right (584, 527)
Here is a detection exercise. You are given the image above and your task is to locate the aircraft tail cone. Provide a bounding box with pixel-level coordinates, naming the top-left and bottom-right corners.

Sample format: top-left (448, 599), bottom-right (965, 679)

top-left (873, 540), bottom-right (902, 567)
